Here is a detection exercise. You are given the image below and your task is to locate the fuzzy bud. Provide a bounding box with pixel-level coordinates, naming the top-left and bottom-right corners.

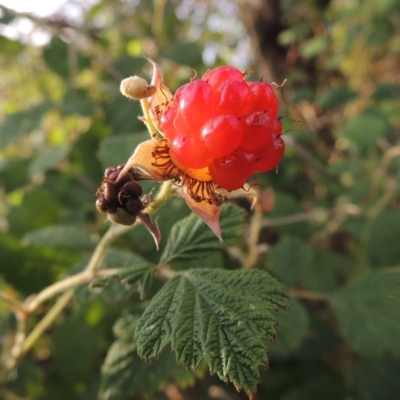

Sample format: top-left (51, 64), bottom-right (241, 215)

top-left (120, 76), bottom-right (157, 100)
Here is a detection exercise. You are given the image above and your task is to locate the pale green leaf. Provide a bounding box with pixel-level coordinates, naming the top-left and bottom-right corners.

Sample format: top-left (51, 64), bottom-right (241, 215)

top-left (135, 269), bottom-right (288, 395)
top-left (329, 270), bottom-right (400, 358)
top-left (160, 204), bottom-right (245, 265)
top-left (29, 145), bottom-right (70, 177)
top-left (23, 225), bottom-right (95, 249)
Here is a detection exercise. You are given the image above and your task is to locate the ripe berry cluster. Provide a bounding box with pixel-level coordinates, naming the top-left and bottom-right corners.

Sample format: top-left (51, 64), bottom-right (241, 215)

top-left (160, 66), bottom-right (285, 190)
top-left (96, 164), bottom-right (144, 225)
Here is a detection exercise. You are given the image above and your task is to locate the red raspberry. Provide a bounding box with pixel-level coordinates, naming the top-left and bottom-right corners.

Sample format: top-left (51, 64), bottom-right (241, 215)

top-left (160, 65), bottom-right (285, 191)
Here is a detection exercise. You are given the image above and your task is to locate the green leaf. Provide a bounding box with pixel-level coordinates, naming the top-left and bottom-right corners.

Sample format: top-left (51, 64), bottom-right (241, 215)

top-left (351, 358), bottom-right (400, 400)
top-left (341, 113), bottom-right (391, 147)
top-left (268, 192), bottom-right (310, 236)
top-left (53, 317), bottom-right (100, 386)
top-left (281, 375), bottom-right (346, 400)
top-left (328, 160), bottom-right (367, 177)
top-left (160, 204), bottom-right (245, 265)
top-left (162, 42), bottom-right (203, 67)
top-left (97, 132), bottom-right (149, 169)
top-left (0, 35), bottom-right (24, 54)
top-left (113, 56), bottom-right (147, 77)
top-left (23, 225), bottom-right (95, 249)
top-left (28, 145), bottom-right (70, 177)
top-left (300, 37), bottom-right (329, 59)
top-left (0, 102), bottom-right (51, 149)
top-left (317, 86), bottom-right (357, 110)
top-left (269, 298), bottom-right (310, 354)
top-left (366, 210), bottom-right (400, 267)
top-left (268, 237), bottom-right (352, 291)
top-left (329, 270), bottom-right (400, 358)
top-left (99, 315), bottom-right (203, 400)
top-left (135, 269), bottom-right (288, 395)
top-left (61, 89), bottom-right (93, 116)
top-left (106, 97), bottom-right (144, 135)
top-left (372, 83), bottom-right (400, 100)
top-left (8, 188), bottom-right (60, 237)
top-left (90, 255), bottom-right (156, 299)
top-left (43, 37), bottom-right (91, 78)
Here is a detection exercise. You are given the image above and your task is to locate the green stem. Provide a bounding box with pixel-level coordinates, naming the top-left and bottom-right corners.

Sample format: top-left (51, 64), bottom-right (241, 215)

top-left (140, 97), bottom-right (158, 137)
top-left (146, 180), bottom-right (174, 214)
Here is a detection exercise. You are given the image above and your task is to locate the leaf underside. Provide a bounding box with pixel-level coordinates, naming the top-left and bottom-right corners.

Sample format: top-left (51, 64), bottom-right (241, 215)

top-left (134, 268), bottom-right (288, 396)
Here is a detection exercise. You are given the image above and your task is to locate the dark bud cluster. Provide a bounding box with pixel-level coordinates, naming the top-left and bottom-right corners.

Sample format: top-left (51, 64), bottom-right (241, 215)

top-left (96, 164), bottom-right (145, 226)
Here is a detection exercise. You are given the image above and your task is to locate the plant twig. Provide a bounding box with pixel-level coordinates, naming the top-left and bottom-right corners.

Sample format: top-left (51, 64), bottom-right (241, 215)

top-left (262, 211), bottom-right (319, 227)
top-left (243, 203), bottom-right (263, 270)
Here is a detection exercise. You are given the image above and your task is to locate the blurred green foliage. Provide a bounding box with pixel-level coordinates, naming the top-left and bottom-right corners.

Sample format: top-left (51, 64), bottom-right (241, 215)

top-left (0, 0), bottom-right (400, 399)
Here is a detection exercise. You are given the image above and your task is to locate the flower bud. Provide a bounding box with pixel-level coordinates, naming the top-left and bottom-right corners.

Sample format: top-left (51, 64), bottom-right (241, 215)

top-left (120, 76), bottom-right (157, 99)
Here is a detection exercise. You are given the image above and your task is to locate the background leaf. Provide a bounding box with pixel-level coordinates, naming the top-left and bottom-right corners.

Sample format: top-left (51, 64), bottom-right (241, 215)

top-left (28, 145), bottom-right (70, 177)
top-left (329, 270), bottom-right (400, 358)
top-left (268, 237), bottom-right (352, 291)
top-left (97, 133), bottom-right (149, 169)
top-left (269, 298), bottom-right (310, 354)
top-left (23, 225), bottom-right (96, 249)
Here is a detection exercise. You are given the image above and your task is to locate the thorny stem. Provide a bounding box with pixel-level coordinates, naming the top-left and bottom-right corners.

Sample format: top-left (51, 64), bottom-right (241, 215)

top-left (4, 181), bottom-right (173, 372)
